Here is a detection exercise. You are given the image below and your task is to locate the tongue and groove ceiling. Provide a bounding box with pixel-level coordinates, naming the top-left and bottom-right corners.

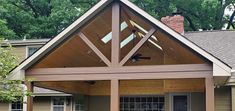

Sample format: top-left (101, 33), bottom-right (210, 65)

top-left (32, 4), bottom-right (206, 68)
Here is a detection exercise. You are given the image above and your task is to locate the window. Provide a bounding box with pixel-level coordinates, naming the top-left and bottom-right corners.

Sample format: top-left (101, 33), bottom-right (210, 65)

top-left (11, 101), bottom-right (23, 111)
top-left (52, 97), bottom-right (65, 111)
top-left (74, 99), bottom-right (85, 111)
top-left (120, 96), bottom-right (165, 111)
top-left (27, 46), bottom-right (40, 57)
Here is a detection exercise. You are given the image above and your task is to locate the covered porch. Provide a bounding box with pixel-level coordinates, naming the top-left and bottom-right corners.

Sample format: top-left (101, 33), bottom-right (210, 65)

top-left (25, 64), bottom-right (214, 111)
top-left (9, 0), bottom-right (232, 111)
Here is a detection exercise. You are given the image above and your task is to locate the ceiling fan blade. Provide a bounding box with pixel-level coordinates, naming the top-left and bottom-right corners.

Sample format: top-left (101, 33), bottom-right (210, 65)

top-left (138, 57), bottom-right (151, 60)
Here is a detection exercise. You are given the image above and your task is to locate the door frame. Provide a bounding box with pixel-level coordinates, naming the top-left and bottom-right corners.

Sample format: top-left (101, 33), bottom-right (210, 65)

top-left (169, 93), bottom-right (191, 111)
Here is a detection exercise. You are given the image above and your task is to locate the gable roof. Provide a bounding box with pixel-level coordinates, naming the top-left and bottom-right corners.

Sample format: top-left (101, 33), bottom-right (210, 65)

top-left (9, 0), bottom-right (232, 80)
top-left (185, 30), bottom-right (235, 69)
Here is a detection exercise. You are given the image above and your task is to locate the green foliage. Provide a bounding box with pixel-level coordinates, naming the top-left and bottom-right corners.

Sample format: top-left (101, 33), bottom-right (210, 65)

top-left (0, 40), bottom-right (23, 102)
top-left (0, 0), bottom-right (98, 39)
top-left (0, 19), bottom-right (16, 39)
top-left (130, 0), bottom-right (235, 31)
top-left (0, 0), bottom-right (234, 37)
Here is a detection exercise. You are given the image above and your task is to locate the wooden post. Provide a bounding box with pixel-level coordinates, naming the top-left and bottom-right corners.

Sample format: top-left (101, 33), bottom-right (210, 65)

top-left (205, 77), bottom-right (214, 111)
top-left (232, 86), bottom-right (235, 111)
top-left (111, 2), bottom-right (120, 67)
top-left (110, 79), bottom-right (119, 111)
top-left (25, 82), bottom-right (34, 111)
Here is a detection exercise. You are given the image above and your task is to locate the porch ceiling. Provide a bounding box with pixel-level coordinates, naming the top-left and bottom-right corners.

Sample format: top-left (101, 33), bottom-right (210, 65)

top-left (34, 79), bottom-right (205, 95)
top-left (31, 4), bottom-right (206, 69)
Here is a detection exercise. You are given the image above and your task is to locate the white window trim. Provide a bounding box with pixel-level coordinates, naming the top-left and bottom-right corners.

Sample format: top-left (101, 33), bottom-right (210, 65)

top-left (9, 101), bottom-right (24, 111)
top-left (25, 45), bottom-right (42, 58)
top-left (51, 97), bottom-right (66, 111)
top-left (169, 93), bottom-right (191, 111)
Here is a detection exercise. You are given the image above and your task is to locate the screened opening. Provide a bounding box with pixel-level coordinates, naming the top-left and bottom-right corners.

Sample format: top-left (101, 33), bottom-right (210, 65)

top-left (120, 96), bottom-right (165, 111)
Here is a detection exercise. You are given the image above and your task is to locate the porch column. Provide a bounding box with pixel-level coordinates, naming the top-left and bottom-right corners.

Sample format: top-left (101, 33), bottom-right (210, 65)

top-left (110, 79), bottom-right (119, 111)
top-left (205, 77), bottom-right (214, 111)
top-left (25, 82), bottom-right (34, 111)
top-left (232, 86), bottom-right (235, 111)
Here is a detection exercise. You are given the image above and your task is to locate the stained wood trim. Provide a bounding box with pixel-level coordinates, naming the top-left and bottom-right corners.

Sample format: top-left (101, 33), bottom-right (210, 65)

top-left (78, 32), bottom-right (111, 66)
top-left (26, 71), bottom-right (212, 81)
top-left (119, 28), bottom-right (156, 66)
top-left (111, 2), bottom-right (121, 67)
top-left (26, 64), bottom-right (212, 81)
top-left (205, 77), bottom-right (214, 111)
top-left (27, 64), bottom-right (212, 75)
top-left (110, 79), bottom-right (119, 111)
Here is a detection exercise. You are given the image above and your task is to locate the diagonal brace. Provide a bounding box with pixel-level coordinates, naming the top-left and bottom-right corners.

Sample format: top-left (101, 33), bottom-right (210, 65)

top-left (119, 28), bottom-right (156, 66)
top-left (78, 32), bottom-right (111, 67)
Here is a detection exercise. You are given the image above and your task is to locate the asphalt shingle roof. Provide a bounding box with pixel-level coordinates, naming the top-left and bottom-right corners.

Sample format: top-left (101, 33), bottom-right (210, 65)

top-left (184, 30), bottom-right (235, 69)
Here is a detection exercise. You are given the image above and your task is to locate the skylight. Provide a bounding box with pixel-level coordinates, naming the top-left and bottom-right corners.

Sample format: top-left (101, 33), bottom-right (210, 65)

top-left (120, 33), bottom-right (135, 48)
top-left (101, 21), bottom-right (128, 43)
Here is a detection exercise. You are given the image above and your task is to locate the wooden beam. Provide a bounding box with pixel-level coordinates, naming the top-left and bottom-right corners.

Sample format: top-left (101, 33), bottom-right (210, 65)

top-left (26, 71), bottom-right (212, 81)
top-left (26, 64), bottom-right (212, 81)
top-left (25, 82), bottom-right (33, 111)
top-left (121, 8), bottom-right (141, 37)
top-left (119, 28), bottom-right (156, 66)
top-left (205, 77), bottom-right (214, 111)
top-left (110, 79), bottom-right (119, 111)
top-left (27, 64), bottom-right (212, 75)
top-left (111, 2), bottom-right (120, 67)
top-left (78, 32), bottom-right (111, 66)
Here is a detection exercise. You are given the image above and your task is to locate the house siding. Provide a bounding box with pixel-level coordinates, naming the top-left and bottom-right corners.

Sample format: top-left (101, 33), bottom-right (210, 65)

top-left (215, 86), bottom-right (231, 111)
top-left (191, 92), bottom-right (205, 111)
top-left (0, 103), bottom-right (9, 111)
top-left (33, 96), bottom-right (51, 111)
top-left (87, 96), bottom-right (110, 111)
top-left (13, 46), bottom-right (26, 61)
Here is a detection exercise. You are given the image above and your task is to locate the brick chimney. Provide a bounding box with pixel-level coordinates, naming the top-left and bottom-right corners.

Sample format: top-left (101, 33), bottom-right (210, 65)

top-left (161, 15), bottom-right (184, 34)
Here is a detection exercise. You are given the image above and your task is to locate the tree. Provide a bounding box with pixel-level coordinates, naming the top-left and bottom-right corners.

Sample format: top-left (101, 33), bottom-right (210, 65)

top-left (131, 0), bottom-right (235, 31)
top-left (0, 40), bottom-right (23, 102)
top-left (0, 0), bottom-right (235, 39)
top-left (0, 0), bottom-right (98, 39)
top-left (0, 19), bottom-right (16, 39)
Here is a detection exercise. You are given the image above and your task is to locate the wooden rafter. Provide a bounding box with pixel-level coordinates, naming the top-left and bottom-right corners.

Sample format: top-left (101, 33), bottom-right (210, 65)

top-left (121, 8), bottom-right (142, 39)
top-left (78, 32), bottom-right (111, 66)
top-left (111, 2), bottom-right (120, 67)
top-left (119, 28), bottom-right (156, 66)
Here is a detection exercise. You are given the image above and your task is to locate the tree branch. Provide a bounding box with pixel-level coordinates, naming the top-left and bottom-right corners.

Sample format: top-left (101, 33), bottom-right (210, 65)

top-left (226, 10), bottom-right (235, 29)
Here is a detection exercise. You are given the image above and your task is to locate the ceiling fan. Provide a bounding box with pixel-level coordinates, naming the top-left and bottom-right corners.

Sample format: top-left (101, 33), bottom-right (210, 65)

top-left (130, 53), bottom-right (151, 62)
top-left (129, 29), bottom-right (151, 62)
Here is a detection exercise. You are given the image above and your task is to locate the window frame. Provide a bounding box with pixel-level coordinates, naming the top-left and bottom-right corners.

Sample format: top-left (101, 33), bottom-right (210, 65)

top-left (9, 101), bottom-right (23, 111)
top-left (51, 97), bottom-right (66, 111)
top-left (25, 45), bottom-right (41, 58)
top-left (169, 93), bottom-right (191, 111)
top-left (120, 95), bottom-right (165, 111)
